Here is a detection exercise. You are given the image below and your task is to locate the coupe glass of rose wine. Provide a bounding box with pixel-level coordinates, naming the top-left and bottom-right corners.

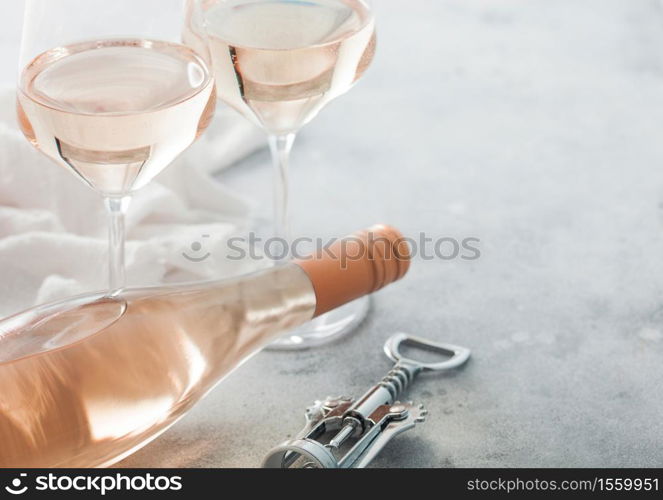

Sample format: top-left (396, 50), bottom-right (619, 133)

top-left (184, 0), bottom-right (376, 349)
top-left (17, 0), bottom-right (216, 291)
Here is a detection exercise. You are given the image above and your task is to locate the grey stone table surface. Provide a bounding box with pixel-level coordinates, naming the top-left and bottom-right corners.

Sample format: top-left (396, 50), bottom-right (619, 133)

top-left (120, 0), bottom-right (663, 467)
top-left (4, 0), bottom-right (663, 467)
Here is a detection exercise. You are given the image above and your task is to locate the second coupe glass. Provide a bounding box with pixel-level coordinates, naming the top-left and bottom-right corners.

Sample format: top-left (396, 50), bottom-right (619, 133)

top-left (184, 0), bottom-right (376, 348)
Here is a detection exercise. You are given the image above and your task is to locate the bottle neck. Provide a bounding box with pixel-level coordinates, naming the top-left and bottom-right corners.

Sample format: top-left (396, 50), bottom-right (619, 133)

top-left (228, 224), bottom-right (410, 351)
top-left (230, 263), bottom-right (316, 355)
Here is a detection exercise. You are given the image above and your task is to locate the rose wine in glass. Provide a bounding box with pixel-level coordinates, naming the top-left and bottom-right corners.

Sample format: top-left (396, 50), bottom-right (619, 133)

top-left (188, 0), bottom-right (374, 134)
top-left (184, 0), bottom-right (377, 348)
top-left (18, 40), bottom-right (215, 195)
top-left (18, 1), bottom-right (215, 291)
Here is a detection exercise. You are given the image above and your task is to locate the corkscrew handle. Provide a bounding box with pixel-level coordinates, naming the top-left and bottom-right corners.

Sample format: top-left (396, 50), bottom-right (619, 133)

top-left (384, 332), bottom-right (472, 374)
top-left (331, 333), bottom-right (471, 447)
top-left (347, 333), bottom-right (471, 417)
top-left (352, 333), bottom-right (472, 416)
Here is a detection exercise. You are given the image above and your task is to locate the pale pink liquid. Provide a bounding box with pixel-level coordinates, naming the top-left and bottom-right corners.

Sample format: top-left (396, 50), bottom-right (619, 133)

top-left (184, 0), bottom-right (375, 134)
top-left (0, 265), bottom-right (315, 467)
top-left (17, 39), bottom-right (216, 195)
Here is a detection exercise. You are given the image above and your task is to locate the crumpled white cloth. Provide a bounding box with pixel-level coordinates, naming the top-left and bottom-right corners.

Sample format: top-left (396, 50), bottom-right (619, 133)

top-left (0, 89), bottom-right (266, 317)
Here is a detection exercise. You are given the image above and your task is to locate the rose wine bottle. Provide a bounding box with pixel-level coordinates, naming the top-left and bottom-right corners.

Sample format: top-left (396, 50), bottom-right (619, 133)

top-left (0, 225), bottom-right (410, 468)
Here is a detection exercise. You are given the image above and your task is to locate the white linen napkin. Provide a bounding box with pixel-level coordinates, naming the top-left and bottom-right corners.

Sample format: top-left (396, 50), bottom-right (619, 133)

top-left (0, 89), bottom-right (266, 317)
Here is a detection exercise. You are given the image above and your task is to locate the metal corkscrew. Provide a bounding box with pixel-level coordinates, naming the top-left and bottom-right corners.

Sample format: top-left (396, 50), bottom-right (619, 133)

top-left (262, 333), bottom-right (471, 468)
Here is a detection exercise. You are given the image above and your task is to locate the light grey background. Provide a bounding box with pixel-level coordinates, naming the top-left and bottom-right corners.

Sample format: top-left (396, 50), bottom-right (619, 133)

top-left (0, 3), bottom-right (23, 85)
top-left (3, 0), bottom-right (663, 467)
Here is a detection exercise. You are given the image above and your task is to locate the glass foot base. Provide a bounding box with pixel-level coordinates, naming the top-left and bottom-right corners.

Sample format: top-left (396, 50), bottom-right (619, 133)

top-left (267, 296), bottom-right (371, 350)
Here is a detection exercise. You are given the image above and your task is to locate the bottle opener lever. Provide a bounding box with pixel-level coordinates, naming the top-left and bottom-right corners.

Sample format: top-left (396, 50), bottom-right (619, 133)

top-left (262, 333), bottom-right (471, 468)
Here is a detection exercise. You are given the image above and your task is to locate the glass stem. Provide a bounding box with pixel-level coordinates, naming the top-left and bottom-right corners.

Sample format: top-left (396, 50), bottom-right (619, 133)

top-left (103, 195), bottom-right (132, 291)
top-left (268, 133), bottom-right (297, 257)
